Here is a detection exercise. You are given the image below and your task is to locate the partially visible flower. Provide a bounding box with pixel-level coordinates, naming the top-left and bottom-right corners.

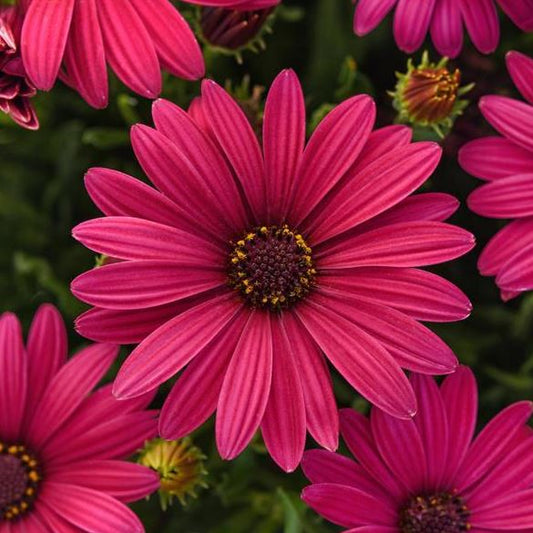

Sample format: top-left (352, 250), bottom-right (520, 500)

top-left (302, 366), bottom-right (533, 532)
top-left (139, 437), bottom-right (207, 509)
top-left (460, 51), bottom-right (533, 301)
top-left (353, 0), bottom-right (533, 58)
top-left (0, 304), bottom-right (158, 531)
top-left (20, 0), bottom-right (204, 108)
top-left (391, 52), bottom-right (473, 138)
top-left (185, 0), bottom-right (280, 9)
top-left (0, 6), bottom-right (37, 129)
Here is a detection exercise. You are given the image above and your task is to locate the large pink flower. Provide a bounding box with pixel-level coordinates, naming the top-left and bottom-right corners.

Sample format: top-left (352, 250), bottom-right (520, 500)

top-left (71, 70), bottom-right (474, 472)
top-left (460, 51), bottom-right (533, 301)
top-left (19, 0), bottom-right (204, 108)
top-left (353, 0), bottom-right (533, 58)
top-left (302, 367), bottom-right (533, 532)
top-left (0, 305), bottom-right (159, 532)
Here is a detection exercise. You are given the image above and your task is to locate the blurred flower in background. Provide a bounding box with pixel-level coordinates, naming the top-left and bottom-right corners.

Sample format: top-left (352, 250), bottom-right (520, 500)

top-left (0, 5), bottom-right (37, 130)
top-left (352, 0), bottom-right (533, 57)
top-left (461, 51), bottom-right (533, 301)
top-left (0, 304), bottom-right (159, 531)
top-left (302, 367), bottom-right (533, 532)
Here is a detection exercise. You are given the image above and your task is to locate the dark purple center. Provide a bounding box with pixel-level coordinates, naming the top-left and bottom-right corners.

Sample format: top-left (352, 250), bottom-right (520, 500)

top-left (0, 455), bottom-right (27, 510)
top-left (399, 492), bottom-right (470, 532)
top-left (228, 225), bottom-right (316, 310)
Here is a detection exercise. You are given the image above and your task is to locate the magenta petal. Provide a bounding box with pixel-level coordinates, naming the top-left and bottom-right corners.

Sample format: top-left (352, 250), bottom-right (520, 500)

top-left (262, 69), bottom-right (305, 221)
top-left (506, 51), bottom-right (533, 105)
top-left (496, 240), bottom-right (533, 293)
top-left (497, 0), bottom-right (533, 32)
top-left (393, 0), bottom-right (436, 53)
top-left (113, 294), bottom-right (241, 399)
top-left (0, 313), bottom-right (27, 442)
top-left (460, 0), bottom-right (499, 54)
top-left (26, 343), bottom-right (118, 448)
top-left (39, 482), bottom-right (144, 533)
top-left (470, 489), bottom-right (533, 530)
top-left (159, 309), bottom-right (247, 439)
top-left (353, 0), bottom-right (397, 35)
top-left (296, 299), bottom-right (417, 419)
top-left (21, 0), bottom-right (75, 90)
top-left (430, 0), bottom-right (463, 58)
top-left (216, 311), bottom-right (273, 460)
top-left (261, 316), bottom-right (306, 472)
top-left (47, 460), bottom-right (159, 503)
top-left (301, 483), bottom-right (396, 528)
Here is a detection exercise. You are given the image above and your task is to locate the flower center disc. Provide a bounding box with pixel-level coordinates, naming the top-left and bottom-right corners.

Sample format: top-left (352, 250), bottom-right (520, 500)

top-left (0, 443), bottom-right (41, 521)
top-left (228, 225), bottom-right (316, 310)
top-left (399, 492), bottom-right (470, 533)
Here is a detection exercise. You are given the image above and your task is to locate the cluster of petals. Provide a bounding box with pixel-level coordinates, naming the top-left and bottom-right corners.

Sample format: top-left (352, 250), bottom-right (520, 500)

top-left (353, 0), bottom-right (533, 58)
top-left (0, 305), bottom-right (159, 532)
top-left (0, 6), bottom-right (37, 130)
top-left (19, 0), bottom-right (205, 108)
top-left (71, 69), bottom-right (474, 472)
top-left (302, 366), bottom-right (533, 532)
top-left (460, 51), bottom-right (533, 301)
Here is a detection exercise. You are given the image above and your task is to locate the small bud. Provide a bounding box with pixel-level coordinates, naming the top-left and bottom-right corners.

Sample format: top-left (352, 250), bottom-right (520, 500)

top-left (138, 438), bottom-right (208, 510)
top-left (391, 51), bottom-right (473, 138)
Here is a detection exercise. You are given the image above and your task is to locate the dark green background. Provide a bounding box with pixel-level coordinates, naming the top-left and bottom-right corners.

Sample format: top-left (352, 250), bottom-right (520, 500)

top-left (1, 1), bottom-right (532, 531)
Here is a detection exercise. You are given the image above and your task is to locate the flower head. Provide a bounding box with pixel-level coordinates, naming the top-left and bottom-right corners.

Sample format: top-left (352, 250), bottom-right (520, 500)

top-left (353, 0), bottom-right (533, 58)
top-left (460, 51), bottom-right (533, 301)
top-left (0, 304), bottom-right (159, 531)
top-left (302, 367), bottom-right (533, 532)
top-left (72, 70), bottom-right (474, 472)
top-left (0, 6), bottom-right (38, 130)
top-left (19, 0), bottom-right (205, 108)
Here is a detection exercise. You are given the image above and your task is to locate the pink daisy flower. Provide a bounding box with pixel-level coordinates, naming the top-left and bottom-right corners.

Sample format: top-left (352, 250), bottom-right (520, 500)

top-left (0, 304), bottom-right (159, 532)
top-left (460, 51), bottom-right (533, 301)
top-left (353, 0), bottom-right (533, 58)
top-left (19, 0), bottom-right (205, 108)
top-left (71, 70), bottom-right (474, 472)
top-left (302, 366), bottom-right (533, 532)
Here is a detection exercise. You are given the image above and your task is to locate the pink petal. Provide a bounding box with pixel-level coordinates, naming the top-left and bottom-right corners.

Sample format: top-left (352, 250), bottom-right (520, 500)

top-left (201, 79), bottom-right (265, 221)
top-left (262, 69), bottom-right (305, 221)
top-left (63, 0), bottom-right (108, 108)
top-left (26, 343), bottom-right (118, 448)
top-left (97, 0), bottom-right (161, 98)
top-left (129, 0), bottom-right (204, 80)
top-left (113, 293), bottom-right (241, 398)
top-left (318, 221), bottom-right (475, 269)
top-left (430, 0), bottom-right (463, 58)
top-left (25, 304), bottom-right (67, 415)
top-left (479, 95), bottom-right (533, 153)
top-left (496, 240), bottom-right (533, 293)
top-left (282, 312), bottom-right (339, 451)
top-left (0, 313), bottom-right (27, 442)
top-left (39, 482), bottom-right (144, 533)
top-left (73, 216), bottom-right (224, 262)
top-left (71, 260), bottom-right (225, 310)
top-left (306, 142), bottom-right (442, 243)
top-left (393, 0), bottom-right (436, 53)
top-left (295, 299), bottom-right (417, 419)
top-left (321, 267), bottom-right (471, 323)
top-left (84, 167), bottom-right (187, 229)
top-left (459, 137), bottom-right (533, 181)
top-left (460, 0), bottom-right (499, 54)
top-left (301, 483), bottom-right (396, 528)
top-left (159, 309), bottom-right (247, 439)
top-left (497, 0), bottom-right (533, 32)
top-left (261, 316), bottom-right (306, 472)
top-left (289, 95), bottom-right (375, 225)
top-left (353, 0), bottom-right (397, 35)
top-left (47, 461), bottom-right (159, 503)
top-left (506, 50), bottom-right (533, 105)
top-left (7, 507), bottom-right (50, 532)
top-left (439, 366), bottom-right (478, 486)
top-left (216, 311), bottom-right (273, 460)
top-left (470, 489), bottom-right (533, 530)
top-left (454, 401), bottom-right (533, 492)
top-left (21, 0), bottom-right (75, 90)
top-left (468, 173), bottom-right (533, 218)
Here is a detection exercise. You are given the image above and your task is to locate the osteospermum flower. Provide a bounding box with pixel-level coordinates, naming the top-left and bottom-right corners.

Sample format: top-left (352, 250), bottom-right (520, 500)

top-left (71, 70), bottom-right (474, 472)
top-left (353, 0), bottom-right (533, 58)
top-left (0, 305), bottom-right (159, 531)
top-left (460, 51), bottom-right (533, 301)
top-left (302, 367), bottom-right (533, 532)
top-left (19, 0), bottom-right (204, 108)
